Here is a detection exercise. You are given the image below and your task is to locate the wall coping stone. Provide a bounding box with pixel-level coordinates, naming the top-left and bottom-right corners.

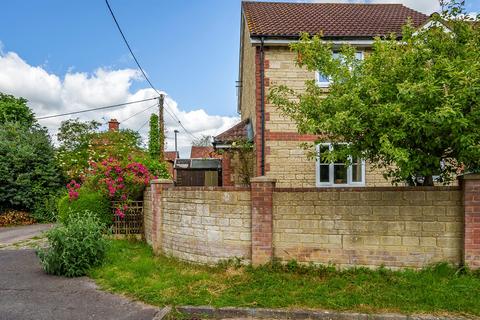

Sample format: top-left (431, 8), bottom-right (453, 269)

top-left (460, 173), bottom-right (480, 180)
top-left (275, 186), bottom-right (461, 192)
top-left (151, 179), bottom-right (174, 185)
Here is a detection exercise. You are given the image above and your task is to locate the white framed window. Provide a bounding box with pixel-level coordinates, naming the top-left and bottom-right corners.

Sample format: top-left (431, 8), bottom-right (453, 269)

top-left (315, 51), bottom-right (364, 88)
top-left (316, 143), bottom-right (365, 187)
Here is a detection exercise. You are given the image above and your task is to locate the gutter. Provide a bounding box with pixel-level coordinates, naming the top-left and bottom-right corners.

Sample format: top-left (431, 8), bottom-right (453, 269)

top-left (259, 37), bottom-right (265, 176)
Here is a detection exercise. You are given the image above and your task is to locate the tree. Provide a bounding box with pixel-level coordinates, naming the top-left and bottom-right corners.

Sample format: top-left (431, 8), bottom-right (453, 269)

top-left (56, 119), bottom-right (142, 179)
top-left (192, 135), bottom-right (212, 147)
top-left (269, 0), bottom-right (480, 186)
top-left (0, 122), bottom-right (63, 211)
top-left (0, 92), bottom-right (35, 127)
top-left (148, 113), bottom-right (160, 158)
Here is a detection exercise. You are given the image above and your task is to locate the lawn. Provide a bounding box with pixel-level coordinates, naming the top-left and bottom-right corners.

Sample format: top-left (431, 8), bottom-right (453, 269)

top-left (89, 240), bottom-right (480, 317)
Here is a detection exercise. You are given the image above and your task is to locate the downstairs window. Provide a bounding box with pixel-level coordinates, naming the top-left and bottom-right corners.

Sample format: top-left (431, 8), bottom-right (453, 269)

top-left (316, 143), bottom-right (365, 187)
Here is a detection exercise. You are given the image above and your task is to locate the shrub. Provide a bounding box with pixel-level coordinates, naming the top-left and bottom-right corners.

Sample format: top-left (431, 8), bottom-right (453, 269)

top-left (57, 189), bottom-right (112, 226)
top-left (0, 122), bottom-right (64, 212)
top-left (32, 192), bottom-right (64, 223)
top-left (37, 210), bottom-right (108, 277)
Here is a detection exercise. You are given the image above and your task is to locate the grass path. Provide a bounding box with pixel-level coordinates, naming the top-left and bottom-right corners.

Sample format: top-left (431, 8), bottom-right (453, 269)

top-left (89, 240), bottom-right (480, 317)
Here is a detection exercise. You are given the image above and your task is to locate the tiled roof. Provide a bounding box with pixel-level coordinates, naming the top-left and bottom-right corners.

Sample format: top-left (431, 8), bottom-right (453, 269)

top-left (164, 151), bottom-right (179, 162)
top-left (242, 1), bottom-right (429, 39)
top-left (190, 146), bottom-right (220, 159)
top-left (214, 119), bottom-right (249, 144)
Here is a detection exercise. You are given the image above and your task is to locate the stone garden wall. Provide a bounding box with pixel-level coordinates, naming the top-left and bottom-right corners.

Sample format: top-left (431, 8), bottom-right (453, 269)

top-left (144, 176), bottom-right (480, 270)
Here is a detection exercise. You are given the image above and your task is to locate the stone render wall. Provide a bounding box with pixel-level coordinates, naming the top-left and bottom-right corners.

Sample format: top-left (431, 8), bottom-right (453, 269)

top-left (263, 46), bottom-right (391, 188)
top-left (160, 187), bottom-right (252, 264)
top-left (272, 188), bottom-right (464, 268)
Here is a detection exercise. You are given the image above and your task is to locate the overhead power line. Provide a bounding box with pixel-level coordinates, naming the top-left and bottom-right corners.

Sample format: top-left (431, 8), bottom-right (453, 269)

top-left (118, 102), bottom-right (157, 123)
top-left (36, 97), bottom-right (158, 120)
top-left (104, 0), bottom-right (198, 140)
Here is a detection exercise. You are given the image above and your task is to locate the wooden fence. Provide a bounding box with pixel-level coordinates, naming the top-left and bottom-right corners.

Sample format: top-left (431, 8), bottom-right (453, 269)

top-left (112, 201), bottom-right (144, 235)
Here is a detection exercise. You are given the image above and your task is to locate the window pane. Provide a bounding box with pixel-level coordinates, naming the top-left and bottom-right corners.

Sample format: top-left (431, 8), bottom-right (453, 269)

top-left (355, 51), bottom-right (364, 60)
top-left (352, 161), bottom-right (363, 183)
top-left (317, 72), bottom-right (330, 84)
top-left (318, 144), bottom-right (329, 163)
top-left (319, 165), bottom-right (330, 183)
top-left (333, 164), bottom-right (347, 184)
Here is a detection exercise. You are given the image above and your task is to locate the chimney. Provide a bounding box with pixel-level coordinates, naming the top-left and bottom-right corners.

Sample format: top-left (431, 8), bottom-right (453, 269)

top-left (108, 119), bottom-right (119, 132)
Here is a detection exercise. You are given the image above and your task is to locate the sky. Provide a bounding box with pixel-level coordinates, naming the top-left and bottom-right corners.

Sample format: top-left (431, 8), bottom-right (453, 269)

top-left (0, 0), bottom-right (479, 157)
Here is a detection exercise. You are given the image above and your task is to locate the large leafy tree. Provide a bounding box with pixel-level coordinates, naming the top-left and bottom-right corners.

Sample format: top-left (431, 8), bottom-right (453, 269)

top-left (269, 1), bottom-right (480, 186)
top-left (0, 94), bottom-right (64, 211)
top-left (56, 118), bottom-right (143, 179)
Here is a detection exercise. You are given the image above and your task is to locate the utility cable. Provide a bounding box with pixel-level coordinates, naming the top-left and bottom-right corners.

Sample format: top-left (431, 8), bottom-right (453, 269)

top-left (104, 0), bottom-right (198, 140)
top-left (36, 97), bottom-right (158, 120)
top-left (119, 102), bottom-right (157, 123)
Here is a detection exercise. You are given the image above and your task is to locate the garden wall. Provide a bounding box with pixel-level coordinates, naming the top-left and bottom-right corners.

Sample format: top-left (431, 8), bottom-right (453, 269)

top-left (144, 176), bottom-right (480, 270)
top-left (273, 188), bottom-right (463, 268)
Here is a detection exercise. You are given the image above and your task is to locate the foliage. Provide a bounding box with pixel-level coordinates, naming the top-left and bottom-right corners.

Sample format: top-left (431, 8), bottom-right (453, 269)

top-left (38, 210), bottom-right (108, 277)
top-left (0, 121), bottom-right (64, 211)
top-left (57, 189), bottom-right (112, 226)
top-left (75, 158), bottom-right (155, 217)
top-left (217, 139), bottom-right (254, 185)
top-left (56, 118), bottom-right (143, 179)
top-left (0, 210), bottom-right (35, 227)
top-left (192, 135), bottom-right (213, 147)
top-left (0, 92), bottom-right (35, 127)
top-left (133, 154), bottom-right (170, 179)
top-left (268, 1), bottom-right (480, 186)
top-left (90, 240), bottom-right (480, 316)
top-left (148, 113), bottom-right (160, 159)
top-left (32, 192), bottom-right (64, 223)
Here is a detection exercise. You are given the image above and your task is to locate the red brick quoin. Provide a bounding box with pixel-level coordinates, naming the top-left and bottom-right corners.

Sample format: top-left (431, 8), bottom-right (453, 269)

top-left (463, 174), bottom-right (480, 270)
top-left (250, 176), bottom-right (276, 265)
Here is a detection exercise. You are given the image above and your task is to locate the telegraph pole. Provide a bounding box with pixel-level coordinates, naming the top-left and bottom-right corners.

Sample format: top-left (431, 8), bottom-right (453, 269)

top-left (158, 94), bottom-right (165, 161)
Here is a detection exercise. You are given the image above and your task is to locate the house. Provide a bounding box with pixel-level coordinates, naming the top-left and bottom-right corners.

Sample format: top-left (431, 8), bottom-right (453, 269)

top-left (219, 1), bottom-right (431, 188)
top-left (164, 151), bottom-right (179, 179)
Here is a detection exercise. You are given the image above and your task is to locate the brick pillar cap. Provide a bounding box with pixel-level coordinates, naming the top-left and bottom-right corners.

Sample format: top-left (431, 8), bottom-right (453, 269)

top-left (151, 179), bottom-right (174, 185)
top-left (460, 173), bottom-right (480, 180)
top-left (251, 176), bottom-right (277, 183)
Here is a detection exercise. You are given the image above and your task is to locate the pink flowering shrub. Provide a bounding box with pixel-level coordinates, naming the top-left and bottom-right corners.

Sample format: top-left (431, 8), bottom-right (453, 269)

top-left (67, 157), bottom-right (156, 218)
top-left (66, 180), bottom-right (81, 200)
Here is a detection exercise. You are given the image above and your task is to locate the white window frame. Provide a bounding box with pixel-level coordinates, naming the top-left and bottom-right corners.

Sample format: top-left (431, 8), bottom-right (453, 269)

top-left (315, 51), bottom-right (364, 88)
top-left (316, 143), bottom-right (366, 187)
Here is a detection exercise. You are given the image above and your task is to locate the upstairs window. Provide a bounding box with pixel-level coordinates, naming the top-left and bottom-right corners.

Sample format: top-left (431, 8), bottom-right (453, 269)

top-left (315, 51), bottom-right (364, 87)
top-left (316, 143), bottom-right (365, 187)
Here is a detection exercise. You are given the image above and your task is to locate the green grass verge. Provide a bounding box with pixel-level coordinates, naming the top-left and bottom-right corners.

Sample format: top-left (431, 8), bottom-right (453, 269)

top-left (88, 240), bottom-right (480, 317)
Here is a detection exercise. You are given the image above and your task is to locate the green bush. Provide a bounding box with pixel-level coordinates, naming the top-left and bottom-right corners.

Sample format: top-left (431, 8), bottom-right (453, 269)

top-left (57, 190), bottom-right (112, 226)
top-left (32, 192), bottom-right (64, 223)
top-left (37, 210), bottom-right (108, 277)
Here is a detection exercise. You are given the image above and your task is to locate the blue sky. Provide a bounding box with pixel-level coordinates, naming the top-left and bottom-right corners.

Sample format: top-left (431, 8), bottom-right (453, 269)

top-left (0, 0), bottom-right (479, 156)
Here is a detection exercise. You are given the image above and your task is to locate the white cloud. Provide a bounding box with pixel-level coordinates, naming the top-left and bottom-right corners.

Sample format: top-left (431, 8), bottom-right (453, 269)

top-left (0, 49), bottom-right (238, 158)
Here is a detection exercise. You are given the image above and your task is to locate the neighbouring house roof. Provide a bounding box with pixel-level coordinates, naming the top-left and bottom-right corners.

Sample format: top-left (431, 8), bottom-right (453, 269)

top-left (214, 119), bottom-right (250, 145)
top-left (164, 151), bottom-right (179, 162)
top-left (242, 1), bottom-right (429, 39)
top-left (190, 146), bottom-right (218, 159)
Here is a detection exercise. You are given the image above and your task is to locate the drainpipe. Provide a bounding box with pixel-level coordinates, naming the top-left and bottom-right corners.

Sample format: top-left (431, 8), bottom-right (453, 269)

top-left (260, 37), bottom-right (265, 176)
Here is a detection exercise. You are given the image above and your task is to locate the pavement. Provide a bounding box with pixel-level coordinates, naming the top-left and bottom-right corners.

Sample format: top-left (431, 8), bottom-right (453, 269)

top-left (0, 224), bottom-right (54, 246)
top-left (0, 250), bottom-right (162, 320)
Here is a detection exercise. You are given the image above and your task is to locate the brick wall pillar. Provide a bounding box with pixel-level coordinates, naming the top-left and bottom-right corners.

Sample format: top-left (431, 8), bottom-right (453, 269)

top-left (250, 176), bottom-right (276, 266)
top-left (222, 153), bottom-right (233, 186)
top-left (462, 174), bottom-right (480, 270)
top-left (150, 179), bottom-right (174, 254)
